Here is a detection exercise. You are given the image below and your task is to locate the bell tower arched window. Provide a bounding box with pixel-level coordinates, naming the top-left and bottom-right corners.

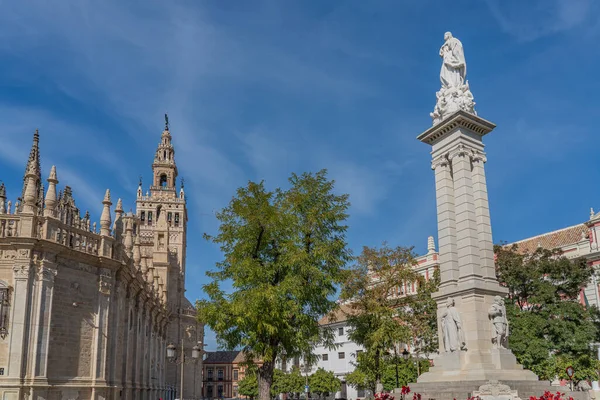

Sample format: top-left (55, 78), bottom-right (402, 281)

top-left (159, 174), bottom-right (168, 187)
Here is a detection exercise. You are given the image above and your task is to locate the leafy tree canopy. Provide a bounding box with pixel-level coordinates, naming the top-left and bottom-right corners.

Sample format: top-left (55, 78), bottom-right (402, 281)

top-left (309, 368), bottom-right (341, 398)
top-left (345, 351), bottom-right (430, 393)
top-left (340, 244), bottom-right (422, 389)
top-left (239, 372), bottom-right (259, 399)
top-left (495, 244), bottom-right (600, 381)
top-left (198, 170), bottom-right (352, 400)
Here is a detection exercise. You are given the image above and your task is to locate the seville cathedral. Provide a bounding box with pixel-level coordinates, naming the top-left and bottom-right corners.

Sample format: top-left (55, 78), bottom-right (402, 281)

top-left (0, 119), bottom-right (203, 400)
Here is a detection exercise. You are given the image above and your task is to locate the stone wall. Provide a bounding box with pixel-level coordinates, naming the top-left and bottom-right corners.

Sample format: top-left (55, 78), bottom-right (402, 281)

top-left (48, 260), bottom-right (98, 379)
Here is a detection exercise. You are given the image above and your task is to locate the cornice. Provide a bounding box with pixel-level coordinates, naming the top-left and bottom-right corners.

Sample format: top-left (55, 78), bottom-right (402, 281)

top-left (417, 110), bottom-right (496, 145)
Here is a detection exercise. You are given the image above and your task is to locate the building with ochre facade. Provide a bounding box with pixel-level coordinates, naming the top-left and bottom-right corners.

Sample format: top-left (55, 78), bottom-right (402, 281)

top-left (0, 118), bottom-right (203, 400)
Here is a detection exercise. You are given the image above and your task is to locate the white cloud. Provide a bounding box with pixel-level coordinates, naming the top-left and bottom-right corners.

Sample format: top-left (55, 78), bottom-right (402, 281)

top-left (485, 0), bottom-right (595, 41)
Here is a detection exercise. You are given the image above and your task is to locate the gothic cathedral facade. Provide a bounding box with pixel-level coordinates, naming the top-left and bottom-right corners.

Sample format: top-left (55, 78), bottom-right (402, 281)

top-left (0, 120), bottom-right (203, 400)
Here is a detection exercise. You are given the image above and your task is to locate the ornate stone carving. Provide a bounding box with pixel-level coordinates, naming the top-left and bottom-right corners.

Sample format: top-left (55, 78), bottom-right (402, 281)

top-left (431, 32), bottom-right (477, 125)
top-left (473, 380), bottom-right (521, 400)
top-left (441, 297), bottom-right (466, 352)
top-left (488, 296), bottom-right (509, 349)
top-left (13, 265), bottom-right (31, 279)
top-left (99, 268), bottom-right (113, 296)
top-left (18, 249), bottom-right (30, 258)
top-left (37, 266), bottom-right (58, 283)
top-left (472, 150), bottom-right (487, 164)
top-left (448, 144), bottom-right (471, 162)
top-left (431, 154), bottom-right (450, 171)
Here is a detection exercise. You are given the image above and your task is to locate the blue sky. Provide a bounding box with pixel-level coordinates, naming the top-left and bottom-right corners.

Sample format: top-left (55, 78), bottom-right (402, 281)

top-left (0, 0), bottom-right (599, 350)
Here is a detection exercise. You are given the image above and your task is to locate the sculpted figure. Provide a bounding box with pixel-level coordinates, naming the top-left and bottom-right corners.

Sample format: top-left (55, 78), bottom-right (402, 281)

top-left (441, 298), bottom-right (466, 352)
top-left (440, 32), bottom-right (466, 89)
top-left (431, 32), bottom-right (476, 124)
top-left (488, 296), bottom-right (509, 348)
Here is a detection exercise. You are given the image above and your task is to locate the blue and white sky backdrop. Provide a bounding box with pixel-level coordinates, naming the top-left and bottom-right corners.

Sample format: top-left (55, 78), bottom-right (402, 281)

top-left (0, 0), bottom-right (599, 349)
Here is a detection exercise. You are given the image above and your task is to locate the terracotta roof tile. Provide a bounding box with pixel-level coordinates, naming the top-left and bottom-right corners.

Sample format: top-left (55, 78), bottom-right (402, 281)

top-left (508, 224), bottom-right (588, 254)
top-left (318, 303), bottom-right (354, 326)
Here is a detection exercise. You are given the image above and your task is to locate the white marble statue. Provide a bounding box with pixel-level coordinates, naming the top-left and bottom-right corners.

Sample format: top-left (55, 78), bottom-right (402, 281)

top-left (440, 32), bottom-right (466, 89)
top-left (488, 296), bottom-right (509, 349)
top-left (441, 298), bottom-right (467, 352)
top-left (430, 32), bottom-right (477, 125)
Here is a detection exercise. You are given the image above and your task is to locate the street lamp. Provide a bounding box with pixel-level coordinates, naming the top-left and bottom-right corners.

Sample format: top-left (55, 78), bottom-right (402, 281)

top-left (300, 362), bottom-right (311, 398)
top-left (401, 348), bottom-right (409, 360)
top-left (167, 339), bottom-right (202, 400)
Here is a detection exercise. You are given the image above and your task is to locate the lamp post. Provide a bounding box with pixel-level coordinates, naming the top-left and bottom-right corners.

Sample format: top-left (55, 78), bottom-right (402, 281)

top-left (392, 347), bottom-right (400, 390)
top-left (402, 348), bottom-right (410, 388)
top-left (167, 338), bottom-right (202, 400)
top-left (301, 362), bottom-right (311, 399)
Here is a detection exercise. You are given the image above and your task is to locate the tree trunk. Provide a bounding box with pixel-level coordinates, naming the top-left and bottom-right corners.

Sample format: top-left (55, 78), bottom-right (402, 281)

top-left (375, 349), bottom-right (383, 393)
top-left (259, 361), bottom-right (275, 400)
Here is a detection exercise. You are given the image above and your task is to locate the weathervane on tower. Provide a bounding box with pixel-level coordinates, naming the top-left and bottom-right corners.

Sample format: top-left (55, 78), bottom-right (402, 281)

top-left (165, 113), bottom-right (169, 130)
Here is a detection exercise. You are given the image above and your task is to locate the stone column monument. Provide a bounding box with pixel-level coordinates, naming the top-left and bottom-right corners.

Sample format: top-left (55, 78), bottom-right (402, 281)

top-left (402, 32), bottom-right (567, 400)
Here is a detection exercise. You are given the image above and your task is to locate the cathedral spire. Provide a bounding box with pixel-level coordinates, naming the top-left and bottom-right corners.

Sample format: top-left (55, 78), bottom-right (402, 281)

top-left (44, 166), bottom-right (58, 217)
top-left (100, 189), bottom-right (112, 236)
top-left (19, 129), bottom-right (42, 212)
top-left (0, 182), bottom-right (6, 214)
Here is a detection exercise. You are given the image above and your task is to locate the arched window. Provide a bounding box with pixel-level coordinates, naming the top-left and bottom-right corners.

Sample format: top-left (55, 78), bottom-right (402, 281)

top-left (159, 174), bottom-right (168, 187)
top-left (0, 281), bottom-right (9, 339)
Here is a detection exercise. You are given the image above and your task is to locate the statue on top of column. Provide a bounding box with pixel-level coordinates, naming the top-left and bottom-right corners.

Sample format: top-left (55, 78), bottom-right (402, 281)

top-left (430, 32), bottom-right (477, 125)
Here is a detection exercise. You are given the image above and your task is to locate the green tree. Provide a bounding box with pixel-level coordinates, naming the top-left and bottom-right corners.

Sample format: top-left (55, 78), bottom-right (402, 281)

top-left (346, 352), bottom-right (430, 393)
top-left (340, 244), bottom-right (421, 392)
top-left (198, 170), bottom-right (352, 400)
top-left (309, 368), bottom-right (341, 399)
top-left (402, 267), bottom-right (439, 358)
top-left (285, 367), bottom-right (306, 398)
top-left (239, 372), bottom-right (259, 400)
top-left (495, 244), bottom-right (600, 381)
top-left (271, 369), bottom-right (288, 397)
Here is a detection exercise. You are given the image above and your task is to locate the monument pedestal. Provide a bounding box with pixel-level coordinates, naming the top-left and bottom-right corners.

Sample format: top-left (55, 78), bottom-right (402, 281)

top-left (396, 381), bottom-right (588, 400)
top-left (418, 349), bottom-right (537, 383)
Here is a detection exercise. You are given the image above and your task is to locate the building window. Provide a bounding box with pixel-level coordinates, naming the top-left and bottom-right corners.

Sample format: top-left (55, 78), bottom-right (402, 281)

top-left (357, 388), bottom-right (366, 398)
top-left (207, 385), bottom-right (213, 398)
top-left (217, 368), bottom-right (224, 381)
top-left (147, 211), bottom-right (153, 226)
top-left (218, 385), bottom-right (224, 398)
top-left (338, 352), bottom-right (345, 359)
top-left (140, 211), bottom-right (145, 223)
top-left (233, 385), bottom-right (238, 397)
top-left (160, 174), bottom-right (168, 187)
top-left (0, 284), bottom-right (10, 339)
top-left (322, 354), bottom-right (328, 361)
top-left (338, 327), bottom-right (344, 336)
top-left (174, 213), bottom-right (180, 227)
top-left (233, 369), bottom-right (239, 381)
top-left (207, 368), bottom-right (213, 381)
top-left (167, 212), bottom-right (172, 226)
